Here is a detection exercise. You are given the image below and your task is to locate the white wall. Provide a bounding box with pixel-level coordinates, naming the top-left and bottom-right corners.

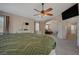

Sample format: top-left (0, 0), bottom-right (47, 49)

top-left (0, 11), bottom-right (35, 33)
top-left (57, 22), bottom-right (63, 39)
top-left (77, 4), bottom-right (79, 47)
top-left (77, 22), bottom-right (79, 47)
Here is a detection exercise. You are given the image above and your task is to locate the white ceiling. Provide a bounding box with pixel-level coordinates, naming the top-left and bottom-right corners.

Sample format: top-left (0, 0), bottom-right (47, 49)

top-left (0, 3), bottom-right (75, 21)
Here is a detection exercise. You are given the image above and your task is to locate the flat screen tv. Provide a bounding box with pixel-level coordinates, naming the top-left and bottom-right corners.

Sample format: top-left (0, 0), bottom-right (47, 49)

top-left (62, 4), bottom-right (79, 20)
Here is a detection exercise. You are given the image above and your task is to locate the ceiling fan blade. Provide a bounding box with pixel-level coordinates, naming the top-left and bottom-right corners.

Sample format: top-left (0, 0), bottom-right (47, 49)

top-left (45, 8), bottom-right (53, 12)
top-left (34, 9), bottom-right (40, 12)
top-left (46, 13), bottom-right (53, 16)
top-left (33, 14), bottom-right (40, 16)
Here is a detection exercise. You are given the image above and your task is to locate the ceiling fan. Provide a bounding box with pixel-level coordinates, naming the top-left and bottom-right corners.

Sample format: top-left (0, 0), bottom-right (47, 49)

top-left (34, 3), bottom-right (53, 16)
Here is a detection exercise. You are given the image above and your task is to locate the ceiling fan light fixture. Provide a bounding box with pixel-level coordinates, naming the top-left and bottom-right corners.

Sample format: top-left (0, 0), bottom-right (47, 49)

top-left (42, 3), bottom-right (44, 5)
top-left (34, 3), bottom-right (53, 16)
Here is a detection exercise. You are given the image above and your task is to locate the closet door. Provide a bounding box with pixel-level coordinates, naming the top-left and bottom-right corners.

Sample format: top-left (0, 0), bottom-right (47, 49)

top-left (0, 16), bottom-right (5, 35)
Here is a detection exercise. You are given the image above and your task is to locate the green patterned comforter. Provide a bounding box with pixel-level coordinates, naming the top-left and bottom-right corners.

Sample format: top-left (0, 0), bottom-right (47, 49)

top-left (0, 33), bottom-right (56, 55)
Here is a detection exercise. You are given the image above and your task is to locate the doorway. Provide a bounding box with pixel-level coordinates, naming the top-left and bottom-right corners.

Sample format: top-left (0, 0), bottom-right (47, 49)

top-left (66, 23), bottom-right (77, 40)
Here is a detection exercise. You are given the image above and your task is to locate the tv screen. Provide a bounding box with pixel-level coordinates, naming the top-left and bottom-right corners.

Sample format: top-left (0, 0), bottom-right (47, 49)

top-left (25, 23), bottom-right (29, 25)
top-left (62, 4), bottom-right (79, 20)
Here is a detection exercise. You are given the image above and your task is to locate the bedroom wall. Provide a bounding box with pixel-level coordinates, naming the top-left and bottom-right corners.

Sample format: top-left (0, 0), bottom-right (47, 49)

top-left (0, 11), bottom-right (35, 33)
top-left (76, 3), bottom-right (79, 47)
top-left (77, 22), bottom-right (79, 47)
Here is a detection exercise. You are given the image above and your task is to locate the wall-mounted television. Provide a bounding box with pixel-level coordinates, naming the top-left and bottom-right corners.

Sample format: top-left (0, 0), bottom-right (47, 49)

top-left (25, 22), bottom-right (29, 25)
top-left (62, 3), bottom-right (79, 20)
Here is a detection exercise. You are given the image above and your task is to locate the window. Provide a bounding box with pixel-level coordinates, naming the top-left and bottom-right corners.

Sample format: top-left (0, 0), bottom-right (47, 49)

top-left (35, 22), bottom-right (39, 32)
